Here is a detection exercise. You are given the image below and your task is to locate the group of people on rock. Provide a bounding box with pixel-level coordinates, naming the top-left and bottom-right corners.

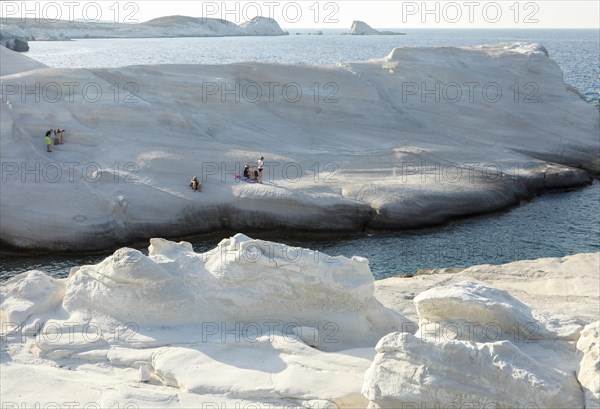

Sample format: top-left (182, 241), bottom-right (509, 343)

top-left (190, 176), bottom-right (202, 192)
top-left (190, 156), bottom-right (265, 193)
top-left (243, 156), bottom-right (265, 184)
top-left (44, 129), bottom-right (65, 152)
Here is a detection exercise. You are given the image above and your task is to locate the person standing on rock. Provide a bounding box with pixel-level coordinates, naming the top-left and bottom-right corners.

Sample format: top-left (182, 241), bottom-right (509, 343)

top-left (256, 156), bottom-right (265, 184)
top-left (45, 130), bottom-right (52, 152)
top-left (53, 129), bottom-right (60, 146)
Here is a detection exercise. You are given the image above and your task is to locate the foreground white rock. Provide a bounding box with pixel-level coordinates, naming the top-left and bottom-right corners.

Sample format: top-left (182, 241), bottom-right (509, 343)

top-left (368, 253), bottom-right (600, 409)
top-left (414, 281), bottom-right (559, 340)
top-left (1, 43), bottom-right (598, 250)
top-left (3, 234), bottom-right (409, 350)
top-left (0, 235), bottom-right (408, 407)
top-left (1, 243), bottom-right (598, 407)
top-left (364, 281), bottom-right (584, 408)
top-left (364, 333), bottom-right (582, 408)
top-left (577, 321), bottom-right (600, 408)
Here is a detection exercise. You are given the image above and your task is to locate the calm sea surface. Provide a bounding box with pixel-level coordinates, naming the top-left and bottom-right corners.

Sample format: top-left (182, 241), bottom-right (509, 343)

top-left (2, 29), bottom-right (598, 280)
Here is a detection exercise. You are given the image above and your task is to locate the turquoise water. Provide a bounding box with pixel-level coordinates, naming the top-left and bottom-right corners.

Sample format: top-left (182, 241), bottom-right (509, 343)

top-left (2, 29), bottom-right (598, 280)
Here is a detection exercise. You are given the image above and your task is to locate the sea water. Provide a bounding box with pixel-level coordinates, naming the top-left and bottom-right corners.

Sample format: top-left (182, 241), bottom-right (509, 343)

top-left (1, 29), bottom-right (599, 280)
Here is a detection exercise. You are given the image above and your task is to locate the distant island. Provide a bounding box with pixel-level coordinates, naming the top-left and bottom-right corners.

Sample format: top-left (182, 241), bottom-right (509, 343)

top-left (348, 20), bottom-right (405, 35)
top-left (0, 15), bottom-right (288, 51)
top-left (1, 42), bottom-right (597, 250)
top-left (0, 17), bottom-right (407, 51)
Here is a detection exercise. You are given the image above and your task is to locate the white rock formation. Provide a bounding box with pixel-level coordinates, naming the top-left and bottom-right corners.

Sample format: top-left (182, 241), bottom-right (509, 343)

top-left (0, 270), bottom-right (64, 325)
top-left (1, 243), bottom-right (598, 408)
top-left (365, 256), bottom-right (600, 409)
top-left (0, 43), bottom-right (598, 251)
top-left (375, 252), bottom-right (600, 325)
top-left (414, 281), bottom-right (557, 341)
top-left (350, 20), bottom-right (380, 35)
top-left (2, 234), bottom-right (409, 349)
top-left (363, 281), bottom-right (590, 408)
top-left (0, 235), bottom-right (409, 405)
top-left (349, 20), bottom-right (403, 35)
top-left (577, 321), bottom-right (600, 408)
top-left (363, 333), bottom-right (582, 408)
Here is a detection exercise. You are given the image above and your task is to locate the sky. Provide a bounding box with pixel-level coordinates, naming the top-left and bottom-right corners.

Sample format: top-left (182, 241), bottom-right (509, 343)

top-left (1, 1), bottom-right (598, 29)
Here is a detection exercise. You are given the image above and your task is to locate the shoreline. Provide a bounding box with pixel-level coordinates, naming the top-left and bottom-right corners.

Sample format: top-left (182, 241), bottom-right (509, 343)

top-left (1, 179), bottom-right (598, 285)
top-left (0, 178), bottom-right (595, 256)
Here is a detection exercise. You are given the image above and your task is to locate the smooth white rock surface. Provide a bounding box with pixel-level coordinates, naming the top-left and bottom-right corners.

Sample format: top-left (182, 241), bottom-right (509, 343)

top-left (368, 253), bottom-right (600, 409)
top-left (363, 280), bottom-right (589, 408)
top-left (363, 332), bottom-right (582, 408)
top-left (0, 45), bottom-right (47, 75)
top-left (0, 235), bottom-right (408, 406)
top-left (577, 321), bottom-right (600, 408)
top-left (1, 43), bottom-right (597, 250)
top-left (414, 280), bottom-right (559, 341)
top-left (1, 244), bottom-right (598, 408)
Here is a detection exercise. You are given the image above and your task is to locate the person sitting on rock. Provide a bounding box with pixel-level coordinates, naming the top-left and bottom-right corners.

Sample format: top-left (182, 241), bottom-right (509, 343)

top-left (190, 176), bottom-right (202, 192)
top-left (243, 164), bottom-right (258, 181)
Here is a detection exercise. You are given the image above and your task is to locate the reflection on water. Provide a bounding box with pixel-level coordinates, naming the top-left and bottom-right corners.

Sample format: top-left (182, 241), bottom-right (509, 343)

top-left (2, 182), bottom-right (598, 281)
